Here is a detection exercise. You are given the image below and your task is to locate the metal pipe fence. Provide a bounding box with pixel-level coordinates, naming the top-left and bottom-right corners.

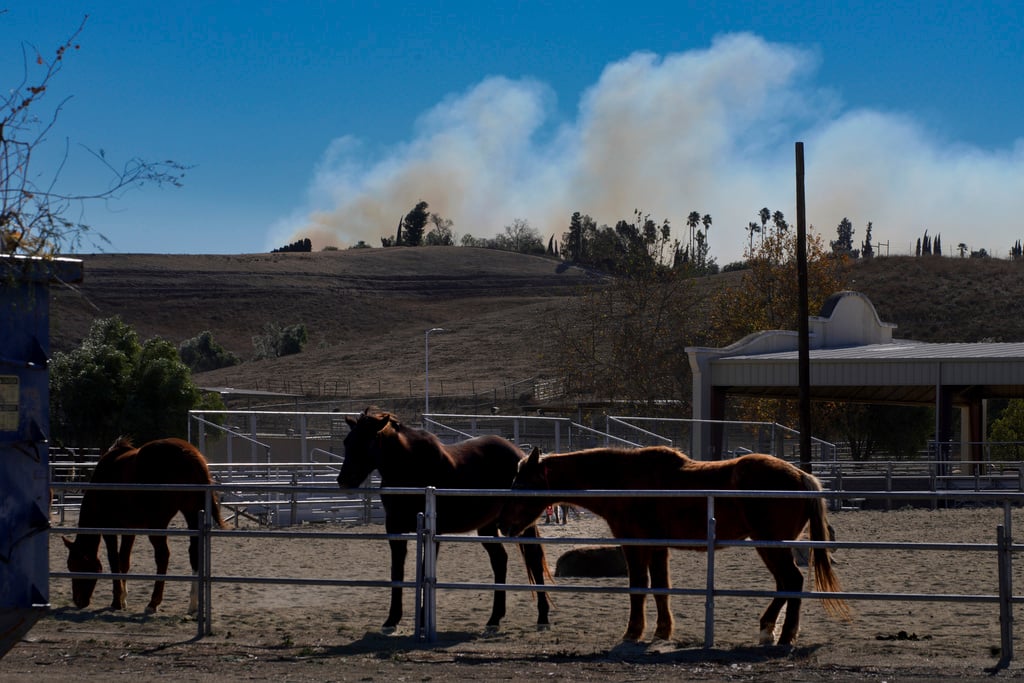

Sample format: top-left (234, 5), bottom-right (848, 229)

top-left (49, 481), bottom-right (1023, 664)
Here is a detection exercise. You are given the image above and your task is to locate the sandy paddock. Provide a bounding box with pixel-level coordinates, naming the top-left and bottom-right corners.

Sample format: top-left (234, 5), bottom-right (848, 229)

top-left (4, 505), bottom-right (1024, 681)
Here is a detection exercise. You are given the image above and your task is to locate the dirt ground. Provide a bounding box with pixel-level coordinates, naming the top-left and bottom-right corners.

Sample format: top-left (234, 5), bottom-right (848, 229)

top-left (4, 506), bottom-right (1024, 681)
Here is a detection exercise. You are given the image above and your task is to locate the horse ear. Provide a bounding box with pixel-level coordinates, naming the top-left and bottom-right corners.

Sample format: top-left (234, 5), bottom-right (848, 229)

top-left (527, 447), bottom-right (541, 466)
top-left (374, 412), bottom-right (397, 431)
top-left (345, 416), bottom-right (357, 428)
top-left (62, 535), bottom-right (74, 549)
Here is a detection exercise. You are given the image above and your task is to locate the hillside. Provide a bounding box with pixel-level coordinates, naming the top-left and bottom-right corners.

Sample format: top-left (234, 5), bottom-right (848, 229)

top-left (50, 248), bottom-right (607, 408)
top-left (49, 250), bottom-right (1024, 411)
top-left (845, 255), bottom-right (1024, 343)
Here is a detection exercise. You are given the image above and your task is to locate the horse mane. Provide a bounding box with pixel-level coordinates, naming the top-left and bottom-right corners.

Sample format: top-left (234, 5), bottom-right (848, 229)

top-left (105, 435), bottom-right (137, 458)
top-left (547, 445), bottom-right (687, 468)
top-left (362, 406), bottom-right (445, 452)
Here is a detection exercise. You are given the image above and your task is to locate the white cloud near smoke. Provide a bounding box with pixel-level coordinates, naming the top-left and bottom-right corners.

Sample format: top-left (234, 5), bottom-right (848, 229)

top-left (276, 33), bottom-right (1024, 263)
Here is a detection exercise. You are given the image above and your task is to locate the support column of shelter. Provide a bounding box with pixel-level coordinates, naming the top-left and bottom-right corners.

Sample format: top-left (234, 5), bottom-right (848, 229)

top-left (964, 390), bottom-right (985, 474)
top-left (936, 385), bottom-right (954, 475)
top-left (688, 349), bottom-right (728, 460)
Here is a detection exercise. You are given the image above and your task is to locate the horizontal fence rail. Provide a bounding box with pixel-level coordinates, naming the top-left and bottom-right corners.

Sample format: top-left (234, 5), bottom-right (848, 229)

top-left (49, 481), bottom-right (1023, 664)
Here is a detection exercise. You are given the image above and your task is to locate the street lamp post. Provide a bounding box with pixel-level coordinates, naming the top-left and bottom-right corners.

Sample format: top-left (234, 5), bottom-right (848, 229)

top-left (424, 327), bottom-right (447, 420)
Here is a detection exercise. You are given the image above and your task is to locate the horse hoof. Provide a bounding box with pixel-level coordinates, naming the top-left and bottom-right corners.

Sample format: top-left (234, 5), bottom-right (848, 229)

top-left (536, 623), bottom-right (551, 632)
top-left (381, 625), bottom-right (397, 635)
top-left (482, 624), bottom-right (500, 637)
top-left (145, 605), bottom-right (158, 614)
top-left (758, 629), bottom-right (776, 646)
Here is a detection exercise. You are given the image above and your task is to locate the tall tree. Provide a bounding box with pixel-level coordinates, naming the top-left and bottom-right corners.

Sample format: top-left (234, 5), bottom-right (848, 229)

top-left (746, 222), bottom-right (760, 253)
top-left (701, 213), bottom-right (713, 252)
top-left (830, 217), bottom-right (855, 257)
top-left (401, 201), bottom-right (430, 246)
top-left (686, 211), bottom-right (701, 256)
top-left (772, 211), bottom-right (788, 238)
top-left (424, 213), bottom-right (455, 245)
top-left (498, 218), bottom-right (544, 254)
top-left (548, 254), bottom-right (699, 410)
top-left (861, 222), bottom-right (875, 259)
top-left (759, 207), bottom-right (771, 245)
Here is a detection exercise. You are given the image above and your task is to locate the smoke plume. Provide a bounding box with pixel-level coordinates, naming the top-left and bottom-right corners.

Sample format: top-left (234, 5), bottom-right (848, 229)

top-left (275, 33), bottom-right (1024, 263)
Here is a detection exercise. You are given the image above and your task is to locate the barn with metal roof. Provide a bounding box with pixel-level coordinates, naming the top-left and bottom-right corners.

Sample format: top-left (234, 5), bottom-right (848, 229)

top-left (686, 291), bottom-right (1024, 461)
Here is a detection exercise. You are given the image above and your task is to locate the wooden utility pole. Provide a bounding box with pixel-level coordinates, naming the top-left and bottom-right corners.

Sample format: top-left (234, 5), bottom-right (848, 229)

top-left (795, 142), bottom-right (812, 473)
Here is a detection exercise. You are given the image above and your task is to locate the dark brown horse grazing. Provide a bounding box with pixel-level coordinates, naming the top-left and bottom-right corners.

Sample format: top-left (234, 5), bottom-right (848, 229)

top-left (336, 407), bottom-right (552, 633)
top-left (500, 446), bottom-right (850, 645)
top-left (62, 437), bottom-right (225, 614)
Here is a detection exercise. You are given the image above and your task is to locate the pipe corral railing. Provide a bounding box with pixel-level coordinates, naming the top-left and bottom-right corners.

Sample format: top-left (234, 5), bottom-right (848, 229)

top-left (49, 481), bottom-right (1023, 667)
top-left (184, 410), bottom-right (1024, 487)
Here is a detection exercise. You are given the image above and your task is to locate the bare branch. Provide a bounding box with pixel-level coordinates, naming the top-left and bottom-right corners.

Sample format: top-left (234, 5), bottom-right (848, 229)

top-left (1, 15), bottom-right (186, 258)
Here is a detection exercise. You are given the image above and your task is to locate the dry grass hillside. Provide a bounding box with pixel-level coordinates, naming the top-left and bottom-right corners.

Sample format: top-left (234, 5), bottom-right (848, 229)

top-left (50, 248), bottom-right (606, 410)
top-left (49, 249), bottom-right (1024, 412)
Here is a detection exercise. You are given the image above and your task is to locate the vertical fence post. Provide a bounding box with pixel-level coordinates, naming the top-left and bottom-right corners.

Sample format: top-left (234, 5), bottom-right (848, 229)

top-left (415, 512), bottom-right (425, 640)
top-left (289, 472), bottom-right (298, 526)
top-left (885, 462), bottom-right (894, 511)
top-left (196, 492), bottom-right (213, 638)
top-left (997, 523), bottom-right (1013, 663)
top-left (203, 494), bottom-right (213, 636)
top-left (704, 495), bottom-right (716, 648)
top-left (424, 487), bottom-right (438, 642)
top-left (196, 507), bottom-right (206, 640)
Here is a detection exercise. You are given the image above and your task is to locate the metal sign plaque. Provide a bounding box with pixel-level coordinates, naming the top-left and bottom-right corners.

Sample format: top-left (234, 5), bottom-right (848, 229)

top-left (0, 375), bottom-right (18, 432)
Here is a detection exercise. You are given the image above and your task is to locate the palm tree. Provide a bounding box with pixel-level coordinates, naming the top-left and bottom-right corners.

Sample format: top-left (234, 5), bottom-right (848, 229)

top-left (701, 214), bottom-right (712, 267)
top-left (747, 222), bottom-right (761, 253)
top-left (772, 211), bottom-right (788, 238)
top-left (686, 211), bottom-right (701, 257)
top-left (759, 207), bottom-right (770, 245)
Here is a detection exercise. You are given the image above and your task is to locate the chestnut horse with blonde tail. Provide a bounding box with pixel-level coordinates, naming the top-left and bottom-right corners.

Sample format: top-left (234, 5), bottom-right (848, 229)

top-left (63, 437), bottom-right (225, 614)
top-left (500, 446), bottom-right (850, 645)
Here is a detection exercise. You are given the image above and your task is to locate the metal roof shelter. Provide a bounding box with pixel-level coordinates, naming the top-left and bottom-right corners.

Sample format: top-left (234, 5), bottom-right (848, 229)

top-left (686, 291), bottom-right (1024, 461)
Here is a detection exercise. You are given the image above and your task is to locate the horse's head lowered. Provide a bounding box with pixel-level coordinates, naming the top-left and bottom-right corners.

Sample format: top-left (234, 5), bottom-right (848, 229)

top-left (337, 407), bottom-right (396, 488)
top-left (499, 447), bottom-right (552, 537)
top-left (62, 536), bottom-right (102, 608)
top-left (61, 436), bottom-right (134, 609)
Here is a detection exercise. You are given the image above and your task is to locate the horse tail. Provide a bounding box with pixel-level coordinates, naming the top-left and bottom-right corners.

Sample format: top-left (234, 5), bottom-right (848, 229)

top-left (803, 472), bottom-right (852, 621)
top-left (519, 527), bottom-right (555, 585)
top-left (209, 489), bottom-right (228, 530)
top-left (515, 524), bottom-right (555, 589)
top-left (193, 445), bottom-right (228, 530)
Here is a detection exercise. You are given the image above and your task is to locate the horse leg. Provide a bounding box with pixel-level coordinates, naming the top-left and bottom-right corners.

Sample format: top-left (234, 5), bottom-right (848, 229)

top-left (383, 538), bottom-right (407, 631)
top-left (621, 545), bottom-right (651, 641)
top-left (481, 534), bottom-right (509, 632)
top-left (650, 546), bottom-right (674, 641)
top-left (146, 534), bottom-right (171, 613)
top-left (517, 525), bottom-right (552, 630)
top-left (104, 534), bottom-right (128, 609)
top-left (757, 546), bottom-right (804, 646)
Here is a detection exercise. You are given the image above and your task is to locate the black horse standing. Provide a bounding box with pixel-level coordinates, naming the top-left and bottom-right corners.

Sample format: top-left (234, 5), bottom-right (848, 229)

top-left (336, 407), bottom-right (551, 632)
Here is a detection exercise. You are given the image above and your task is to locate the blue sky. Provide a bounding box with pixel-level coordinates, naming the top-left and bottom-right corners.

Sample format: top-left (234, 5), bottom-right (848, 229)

top-left (4, 2), bottom-right (1023, 264)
